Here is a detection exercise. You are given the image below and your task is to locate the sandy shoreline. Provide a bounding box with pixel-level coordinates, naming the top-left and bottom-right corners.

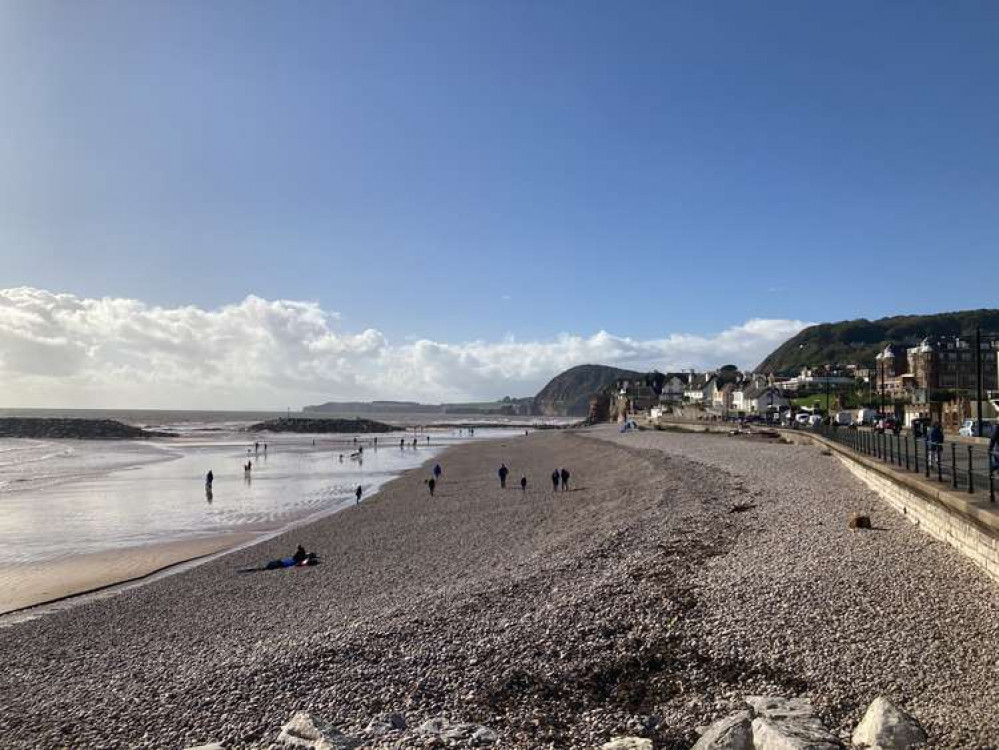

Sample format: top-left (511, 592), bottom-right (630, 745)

top-left (0, 532), bottom-right (259, 615)
top-left (2, 427), bottom-right (999, 748)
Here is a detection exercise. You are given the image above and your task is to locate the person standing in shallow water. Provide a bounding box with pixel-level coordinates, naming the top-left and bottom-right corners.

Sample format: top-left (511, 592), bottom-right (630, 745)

top-left (205, 470), bottom-right (214, 489)
top-left (551, 469), bottom-right (560, 492)
top-left (560, 467), bottom-right (570, 491)
top-left (355, 485), bottom-right (362, 505)
top-left (498, 463), bottom-right (509, 488)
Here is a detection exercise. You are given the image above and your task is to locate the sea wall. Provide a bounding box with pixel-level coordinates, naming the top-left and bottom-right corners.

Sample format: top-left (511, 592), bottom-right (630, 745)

top-left (837, 454), bottom-right (999, 584)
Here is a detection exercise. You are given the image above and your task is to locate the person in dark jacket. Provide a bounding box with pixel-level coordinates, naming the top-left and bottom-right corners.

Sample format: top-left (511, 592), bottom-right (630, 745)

top-left (498, 463), bottom-right (509, 488)
top-left (433, 463), bottom-right (442, 481)
top-left (520, 475), bottom-right (527, 492)
top-left (355, 485), bottom-right (363, 504)
top-left (560, 468), bottom-right (570, 491)
top-left (928, 423), bottom-right (944, 466)
top-left (428, 477), bottom-right (436, 497)
top-left (551, 469), bottom-right (560, 492)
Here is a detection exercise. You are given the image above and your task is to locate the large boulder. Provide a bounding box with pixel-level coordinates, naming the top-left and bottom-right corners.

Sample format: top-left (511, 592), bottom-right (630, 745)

top-left (751, 717), bottom-right (843, 750)
top-left (691, 711), bottom-right (754, 749)
top-left (277, 712), bottom-right (360, 750)
top-left (745, 697), bottom-right (821, 726)
top-left (601, 738), bottom-right (653, 750)
top-left (852, 697), bottom-right (927, 749)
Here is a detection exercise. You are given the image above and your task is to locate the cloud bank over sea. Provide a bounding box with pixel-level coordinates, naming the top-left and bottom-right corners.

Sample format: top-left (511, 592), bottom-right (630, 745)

top-left (0, 287), bottom-right (809, 409)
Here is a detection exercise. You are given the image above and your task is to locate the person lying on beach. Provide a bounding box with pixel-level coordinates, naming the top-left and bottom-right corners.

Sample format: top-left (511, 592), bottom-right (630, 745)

top-left (240, 545), bottom-right (320, 573)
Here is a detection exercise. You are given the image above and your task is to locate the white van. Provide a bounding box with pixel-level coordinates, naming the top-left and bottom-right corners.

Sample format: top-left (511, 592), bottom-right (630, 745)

top-left (856, 408), bottom-right (877, 426)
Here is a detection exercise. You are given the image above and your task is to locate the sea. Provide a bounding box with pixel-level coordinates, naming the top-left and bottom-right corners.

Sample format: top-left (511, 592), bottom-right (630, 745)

top-left (0, 408), bottom-right (568, 565)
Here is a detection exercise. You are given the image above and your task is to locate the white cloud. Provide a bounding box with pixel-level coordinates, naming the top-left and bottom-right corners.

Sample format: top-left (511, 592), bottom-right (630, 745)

top-left (0, 287), bottom-right (810, 409)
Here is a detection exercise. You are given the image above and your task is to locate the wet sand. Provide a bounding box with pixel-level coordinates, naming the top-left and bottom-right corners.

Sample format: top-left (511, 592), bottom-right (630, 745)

top-left (0, 532), bottom-right (258, 615)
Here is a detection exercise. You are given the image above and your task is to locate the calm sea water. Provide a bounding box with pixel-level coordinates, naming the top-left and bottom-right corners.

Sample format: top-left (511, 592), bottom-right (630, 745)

top-left (0, 409), bottom-right (552, 564)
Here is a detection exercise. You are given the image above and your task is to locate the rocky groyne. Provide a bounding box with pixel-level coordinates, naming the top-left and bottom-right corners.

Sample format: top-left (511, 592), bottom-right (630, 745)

top-left (0, 417), bottom-right (175, 439)
top-left (245, 417), bottom-right (402, 433)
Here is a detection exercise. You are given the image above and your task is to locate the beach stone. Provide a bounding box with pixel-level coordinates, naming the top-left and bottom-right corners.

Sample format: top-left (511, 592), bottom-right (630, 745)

top-left (601, 738), bottom-right (653, 750)
top-left (183, 745), bottom-right (225, 750)
top-left (852, 696), bottom-right (927, 748)
top-left (416, 717), bottom-right (450, 736)
top-left (439, 722), bottom-right (497, 743)
top-left (691, 711), bottom-right (754, 749)
top-left (277, 712), bottom-right (360, 750)
top-left (745, 697), bottom-right (817, 725)
top-left (365, 712), bottom-right (406, 735)
top-left (751, 717), bottom-right (843, 750)
top-left (848, 514), bottom-right (872, 530)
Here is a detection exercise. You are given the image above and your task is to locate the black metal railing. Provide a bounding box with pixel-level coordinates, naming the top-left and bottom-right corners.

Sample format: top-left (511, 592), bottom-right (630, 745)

top-left (812, 425), bottom-right (996, 503)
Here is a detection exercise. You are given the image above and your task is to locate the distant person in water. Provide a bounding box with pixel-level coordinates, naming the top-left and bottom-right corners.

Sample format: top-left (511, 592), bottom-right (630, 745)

top-left (560, 468), bottom-right (570, 491)
top-left (355, 485), bottom-right (362, 505)
top-left (498, 463), bottom-right (509, 488)
top-left (338, 453), bottom-right (344, 462)
top-left (205, 470), bottom-right (214, 489)
top-left (520, 475), bottom-right (527, 492)
top-left (551, 470), bottom-right (560, 492)
top-left (433, 463), bottom-right (442, 481)
top-left (426, 436), bottom-right (430, 444)
top-left (412, 438), bottom-right (418, 448)
top-left (373, 437), bottom-right (378, 447)
top-left (428, 476), bottom-right (436, 497)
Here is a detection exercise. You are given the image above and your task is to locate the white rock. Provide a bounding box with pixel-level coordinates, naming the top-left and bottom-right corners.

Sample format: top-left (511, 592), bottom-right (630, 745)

top-left (601, 738), bottom-right (653, 750)
top-left (439, 722), bottom-right (498, 744)
top-left (471, 726), bottom-right (499, 746)
top-left (691, 711), bottom-right (754, 750)
top-left (277, 711), bottom-right (359, 750)
top-left (365, 712), bottom-right (406, 735)
top-left (746, 696), bottom-right (818, 725)
top-left (417, 717), bottom-right (450, 735)
top-left (752, 717), bottom-right (843, 750)
top-left (852, 696), bottom-right (927, 749)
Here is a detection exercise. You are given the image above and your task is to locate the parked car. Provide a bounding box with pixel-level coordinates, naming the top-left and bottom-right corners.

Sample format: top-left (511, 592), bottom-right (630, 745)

top-left (833, 411), bottom-right (854, 426)
top-left (794, 412), bottom-right (811, 425)
top-left (808, 414), bottom-right (824, 427)
top-left (958, 419), bottom-right (996, 438)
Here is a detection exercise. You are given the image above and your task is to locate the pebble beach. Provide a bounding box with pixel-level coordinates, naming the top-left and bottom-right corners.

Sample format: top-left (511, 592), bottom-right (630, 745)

top-left (2, 426), bottom-right (999, 749)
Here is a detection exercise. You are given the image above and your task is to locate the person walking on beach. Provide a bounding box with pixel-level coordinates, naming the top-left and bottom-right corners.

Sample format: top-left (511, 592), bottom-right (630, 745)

top-left (520, 475), bottom-right (527, 492)
top-left (560, 467), bottom-right (570, 491)
top-left (433, 463), bottom-right (442, 482)
top-left (205, 470), bottom-right (214, 489)
top-left (551, 469), bottom-right (560, 492)
top-left (428, 476), bottom-right (436, 497)
top-left (355, 485), bottom-right (363, 505)
top-left (498, 463), bottom-right (509, 488)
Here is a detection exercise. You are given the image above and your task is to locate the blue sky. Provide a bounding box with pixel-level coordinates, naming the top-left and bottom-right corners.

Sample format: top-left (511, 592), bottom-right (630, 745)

top-left (0, 2), bottom-right (997, 406)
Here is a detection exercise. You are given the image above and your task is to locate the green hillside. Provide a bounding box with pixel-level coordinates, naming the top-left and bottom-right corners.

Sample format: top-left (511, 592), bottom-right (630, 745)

top-left (533, 364), bottom-right (643, 417)
top-left (757, 309), bottom-right (999, 374)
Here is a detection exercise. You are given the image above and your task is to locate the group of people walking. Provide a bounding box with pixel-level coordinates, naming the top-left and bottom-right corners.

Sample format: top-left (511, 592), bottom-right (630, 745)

top-left (496, 463), bottom-right (570, 493)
